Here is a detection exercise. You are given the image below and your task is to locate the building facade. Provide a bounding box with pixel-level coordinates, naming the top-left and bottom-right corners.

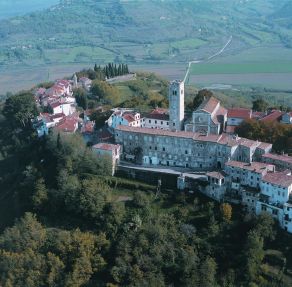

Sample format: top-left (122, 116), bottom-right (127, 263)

top-left (169, 80), bottom-right (184, 131)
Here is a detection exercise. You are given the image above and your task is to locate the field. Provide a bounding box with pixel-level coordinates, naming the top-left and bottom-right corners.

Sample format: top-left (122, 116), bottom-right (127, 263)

top-left (190, 63), bottom-right (292, 75)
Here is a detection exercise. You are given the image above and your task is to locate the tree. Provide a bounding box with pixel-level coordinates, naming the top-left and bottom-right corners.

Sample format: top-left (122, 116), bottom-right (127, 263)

top-left (193, 89), bottom-right (213, 110)
top-left (91, 80), bottom-right (120, 106)
top-left (220, 203), bottom-right (232, 222)
top-left (252, 99), bottom-right (269, 112)
top-left (244, 230), bottom-right (265, 283)
top-left (3, 92), bottom-right (38, 129)
top-left (32, 178), bottom-right (48, 211)
top-left (199, 256), bottom-right (217, 287)
top-left (73, 87), bottom-right (87, 110)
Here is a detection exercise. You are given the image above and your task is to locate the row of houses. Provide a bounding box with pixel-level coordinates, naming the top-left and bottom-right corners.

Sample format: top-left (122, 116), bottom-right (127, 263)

top-left (107, 98), bottom-right (292, 136)
top-left (205, 160), bottom-right (292, 233)
top-left (33, 77), bottom-right (95, 136)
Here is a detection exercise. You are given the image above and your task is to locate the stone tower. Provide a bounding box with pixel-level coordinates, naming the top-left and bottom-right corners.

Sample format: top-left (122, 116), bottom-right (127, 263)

top-left (169, 80), bottom-right (184, 131)
top-left (73, 73), bottom-right (78, 88)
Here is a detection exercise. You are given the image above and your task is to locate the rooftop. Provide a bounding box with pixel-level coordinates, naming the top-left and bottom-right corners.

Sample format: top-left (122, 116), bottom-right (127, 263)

top-left (260, 110), bottom-right (284, 122)
top-left (263, 171), bottom-right (292, 188)
top-left (262, 153), bottom-right (292, 164)
top-left (206, 171), bottom-right (226, 180)
top-left (228, 108), bottom-right (251, 119)
top-left (93, 143), bottom-right (120, 151)
top-left (197, 96), bottom-right (220, 114)
top-left (225, 161), bottom-right (275, 174)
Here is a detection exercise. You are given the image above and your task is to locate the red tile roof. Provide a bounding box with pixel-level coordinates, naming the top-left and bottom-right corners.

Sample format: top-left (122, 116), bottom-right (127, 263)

top-left (116, 126), bottom-right (270, 149)
top-left (252, 111), bottom-right (265, 120)
top-left (197, 96), bottom-right (220, 114)
top-left (228, 108), bottom-right (251, 119)
top-left (260, 110), bottom-right (284, 122)
top-left (263, 171), bottom-right (292, 188)
top-left (262, 153), bottom-right (292, 164)
top-left (225, 161), bottom-right (275, 174)
top-left (93, 143), bottom-right (120, 152)
top-left (207, 171), bottom-right (226, 180)
top-left (150, 108), bottom-right (169, 115)
top-left (145, 113), bottom-right (169, 121)
top-left (55, 116), bottom-right (78, 133)
top-left (123, 113), bottom-right (136, 123)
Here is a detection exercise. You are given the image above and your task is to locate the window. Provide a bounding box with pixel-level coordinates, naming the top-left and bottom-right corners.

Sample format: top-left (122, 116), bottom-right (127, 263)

top-left (173, 123), bottom-right (175, 126)
top-left (167, 122), bottom-right (169, 125)
top-left (149, 146), bottom-right (152, 150)
top-left (163, 147), bottom-right (165, 151)
top-left (161, 121), bottom-right (163, 125)
top-left (149, 120), bottom-right (151, 123)
top-left (155, 120), bottom-right (157, 124)
top-left (155, 146), bottom-right (157, 150)
top-left (185, 150), bottom-right (188, 155)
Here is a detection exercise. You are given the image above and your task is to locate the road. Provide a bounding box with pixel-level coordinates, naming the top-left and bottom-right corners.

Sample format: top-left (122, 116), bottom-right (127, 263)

top-left (183, 35), bottom-right (233, 83)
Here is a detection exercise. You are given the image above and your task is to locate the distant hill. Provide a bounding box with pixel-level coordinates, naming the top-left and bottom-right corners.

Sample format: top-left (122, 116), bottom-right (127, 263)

top-left (0, 0), bottom-right (291, 68)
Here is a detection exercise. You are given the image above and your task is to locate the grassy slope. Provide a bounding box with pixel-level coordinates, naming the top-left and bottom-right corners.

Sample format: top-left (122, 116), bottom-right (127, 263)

top-left (0, 0), bottom-right (291, 68)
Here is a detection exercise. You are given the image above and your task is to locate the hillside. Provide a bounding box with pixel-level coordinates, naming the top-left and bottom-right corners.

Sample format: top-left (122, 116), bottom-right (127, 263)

top-left (0, 0), bottom-right (291, 68)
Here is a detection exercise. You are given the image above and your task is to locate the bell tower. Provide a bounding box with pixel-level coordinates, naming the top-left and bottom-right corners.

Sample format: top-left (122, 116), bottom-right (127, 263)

top-left (169, 80), bottom-right (184, 131)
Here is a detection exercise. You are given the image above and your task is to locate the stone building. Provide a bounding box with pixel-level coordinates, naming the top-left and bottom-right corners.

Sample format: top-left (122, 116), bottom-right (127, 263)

top-left (185, 96), bottom-right (227, 135)
top-left (115, 126), bottom-right (272, 170)
top-left (169, 80), bottom-right (184, 131)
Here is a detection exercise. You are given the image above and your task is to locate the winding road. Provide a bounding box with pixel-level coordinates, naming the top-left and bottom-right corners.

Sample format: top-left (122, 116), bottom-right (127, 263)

top-left (183, 35), bottom-right (233, 83)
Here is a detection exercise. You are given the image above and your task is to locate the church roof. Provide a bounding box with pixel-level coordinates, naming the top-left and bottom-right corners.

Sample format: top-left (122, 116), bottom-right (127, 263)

top-left (196, 96), bottom-right (220, 114)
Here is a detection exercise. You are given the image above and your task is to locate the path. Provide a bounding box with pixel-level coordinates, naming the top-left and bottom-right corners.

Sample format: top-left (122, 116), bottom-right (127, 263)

top-left (183, 35), bottom-right (233, 83)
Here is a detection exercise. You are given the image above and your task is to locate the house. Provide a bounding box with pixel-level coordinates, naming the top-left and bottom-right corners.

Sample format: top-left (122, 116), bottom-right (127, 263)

top-left (259, 110), bottom-right (284, 123)
top-left (256, 171), bottom-right (292, 230)
top-left (261, 153), bottom-right (292, 171)
top-left (226, 108), bottom-right (252, 134)
top-left (224, 161), bottom-right (275, 189)
top-left (281, 112), bottom-right (292, 124)
top-left (205, 171), bottom-right (227, 201)
top-left (92, 143), bottom-right (121, 175)
top-left (107, 108), bottom-right (141, 129)
top-left (241, 187), bottom-right (260, 213)
top-left (55, 116), bottom-right (79, 134)
top-left (143, 108), bottom-right (170, 130)
top-left (185, 96), bottom-right (227, 135)
top-left (33, 117), bottom-right (49, 137)
top-left (79, 77), bottom-right (92, 91)
top-left (81, 121), bottom-right (95, 143)
top-left (49, 101), bottom-right (76, 116)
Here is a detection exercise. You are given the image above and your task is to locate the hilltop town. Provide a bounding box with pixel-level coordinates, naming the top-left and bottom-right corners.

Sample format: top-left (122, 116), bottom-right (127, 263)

top-left (32, 72), bottom-right (292, 235)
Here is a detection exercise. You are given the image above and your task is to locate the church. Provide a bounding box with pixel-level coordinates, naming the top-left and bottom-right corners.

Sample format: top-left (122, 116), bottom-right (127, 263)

top-left (114, 80), bottom-right (272, 170)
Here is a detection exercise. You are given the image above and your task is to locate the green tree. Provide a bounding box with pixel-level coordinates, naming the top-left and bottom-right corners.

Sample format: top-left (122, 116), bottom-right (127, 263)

top-left (244, 230), bottom-right (265, 283)
top-left (74, 87), bottom-right (88, 110)
top-left (252, 99), bottom-right (269, 112)
top-left (3, 92), bottom-right (38, 129)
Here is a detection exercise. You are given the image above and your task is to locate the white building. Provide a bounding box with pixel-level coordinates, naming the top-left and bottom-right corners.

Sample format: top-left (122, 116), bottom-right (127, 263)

top-left (50, 101), bottom-right (76, 116)
top-left (224, 161), bottom-right (275, 189)
top-left (226, 108), bottom-right (252, 134)
top-left (107, 109), bottom-right (141, 129)
top-left (261, 153), bottom-right (292, 171)
top-left (256, 171), bottom-right (292, 231)
top-left (206, 171), bottom-right (227, 201)
top-left (143, 108), bottom-right (169, 130)
top-left (92, 143), bottom-right (121, 175)
top-left (169, 80), bottom-right (184, 131)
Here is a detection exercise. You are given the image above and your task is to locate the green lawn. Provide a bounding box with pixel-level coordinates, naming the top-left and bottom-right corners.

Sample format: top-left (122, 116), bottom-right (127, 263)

top-left (190, 62), bottom-right (292, 75)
